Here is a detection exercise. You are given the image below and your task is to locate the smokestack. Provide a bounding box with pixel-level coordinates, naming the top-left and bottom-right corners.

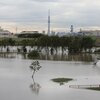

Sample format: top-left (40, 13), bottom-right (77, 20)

top-left (70, 25), bottom-right (73, 33)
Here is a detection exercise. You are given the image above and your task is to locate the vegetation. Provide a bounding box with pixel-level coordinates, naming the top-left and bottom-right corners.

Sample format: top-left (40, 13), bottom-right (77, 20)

top-left (28, 50), bottom-right (39, 59)
top-left (0, 38), bottom-right (15, 47)
top-left (0, 35), bottom-right (96, 54)
top-left (81, 36), bottom-right (95, 52)
top-left (29, 60), bottom-right (42, 78)
top-left (86, 87), bottom-right (100, 91)
top-left (51, 78), bottom-right (73, 85)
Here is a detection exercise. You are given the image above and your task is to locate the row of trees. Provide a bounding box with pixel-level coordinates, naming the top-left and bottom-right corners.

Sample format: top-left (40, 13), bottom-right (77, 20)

top-left (37, 36), bottom-right (95, 53)
top-left (0, 35), bottom-right (95, 53)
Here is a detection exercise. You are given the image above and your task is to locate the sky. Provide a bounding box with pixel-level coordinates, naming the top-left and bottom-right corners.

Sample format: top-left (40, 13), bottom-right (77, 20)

top-left (0, 0), bottom-right (100, 33)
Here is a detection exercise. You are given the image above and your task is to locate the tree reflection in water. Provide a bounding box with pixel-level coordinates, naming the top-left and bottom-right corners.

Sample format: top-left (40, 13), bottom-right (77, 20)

top-left (0, 52), bottom-right (16, 58)
top-left (30, 77), bottom-right (41, 95)
top-left (39, 53), bottom-right (94, 62)
top-left (0, 52), bottom-right (96, 62)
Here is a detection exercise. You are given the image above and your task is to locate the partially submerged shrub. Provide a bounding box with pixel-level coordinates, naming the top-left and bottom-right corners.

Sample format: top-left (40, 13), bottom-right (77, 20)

top-left (28, 50), bottom-right (39, 59)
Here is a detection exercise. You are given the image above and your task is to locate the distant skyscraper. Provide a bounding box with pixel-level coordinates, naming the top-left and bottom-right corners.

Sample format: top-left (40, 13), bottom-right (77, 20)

top-left (70, 25), bottom-right (74, 33)
top-left (48, 9), bottom-right (50, 35)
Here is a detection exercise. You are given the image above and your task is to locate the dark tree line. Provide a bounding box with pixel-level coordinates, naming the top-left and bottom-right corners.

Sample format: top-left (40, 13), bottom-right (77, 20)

top-left (0, 35), bottom-right (96, 53)
top-left (37, 35), bottom-right (95, 53)
top-left (17, 33), bottom-right (44, 38)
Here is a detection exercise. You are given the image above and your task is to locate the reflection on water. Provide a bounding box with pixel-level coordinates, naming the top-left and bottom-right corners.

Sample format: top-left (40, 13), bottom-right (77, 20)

top-left (1, 58), bottom-right (100, 100)
top-left (30, 77), bottom-right (41, 95)
top-left (0, 52), bottom-right (16, 58)
top-left (0, 52), bottom-right (98, 62)
top-left (48, 53), bottom-right (93, 61)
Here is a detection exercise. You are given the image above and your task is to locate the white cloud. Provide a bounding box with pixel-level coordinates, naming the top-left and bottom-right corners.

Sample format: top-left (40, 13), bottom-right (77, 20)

top-left (0, 0), bottom-right (100, 32)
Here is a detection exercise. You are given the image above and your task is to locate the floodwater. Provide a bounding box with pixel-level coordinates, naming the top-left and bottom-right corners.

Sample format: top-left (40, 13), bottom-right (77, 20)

top-left (0, 54), bottom-right (100, 100)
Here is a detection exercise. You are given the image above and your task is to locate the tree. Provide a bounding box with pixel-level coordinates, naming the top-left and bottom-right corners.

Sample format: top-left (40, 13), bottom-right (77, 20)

top-left (30, 61), bottom-right (42, 78)
top-left (60, 36), bottom-right (69, 54)
top-left (68, 36), bottom-right (82, 53)
top-left (50, 36), bottom-right (60, 54)
top-left (8, 38), bottom-right (15, 46)
top-left (37, 35), bottom-right (50, 53)
top-left (81, 36), bottom-right (95, 52)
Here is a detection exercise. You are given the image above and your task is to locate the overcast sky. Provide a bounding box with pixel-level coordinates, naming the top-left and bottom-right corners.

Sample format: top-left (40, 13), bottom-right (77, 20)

top-left (0, 0), bottom-right (100, 33)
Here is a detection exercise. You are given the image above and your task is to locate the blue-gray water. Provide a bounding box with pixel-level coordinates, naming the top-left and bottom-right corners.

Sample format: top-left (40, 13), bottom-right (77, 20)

top-left (0, 54), bottom-right (100, 100)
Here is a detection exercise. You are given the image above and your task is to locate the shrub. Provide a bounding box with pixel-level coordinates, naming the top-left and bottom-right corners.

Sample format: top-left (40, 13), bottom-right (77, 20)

top-left (28, 50), bottom-right (39, 59)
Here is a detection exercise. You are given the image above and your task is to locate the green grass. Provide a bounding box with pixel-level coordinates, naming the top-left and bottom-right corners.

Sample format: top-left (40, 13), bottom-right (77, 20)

top-left (87, 87), bottom-right (100, 91)
top-left (51, 78), bottom-right (73, 84)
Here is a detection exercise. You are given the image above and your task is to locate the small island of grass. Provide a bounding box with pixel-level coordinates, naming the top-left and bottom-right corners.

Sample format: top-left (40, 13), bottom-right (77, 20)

top-left (87, 87), bottom-right (100, 91)
top-left (51, 78), bottom-right (73, 85)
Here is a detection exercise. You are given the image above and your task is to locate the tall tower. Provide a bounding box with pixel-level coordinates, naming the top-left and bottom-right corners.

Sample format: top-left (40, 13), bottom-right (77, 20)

top-left (48, 9), bottom-right (50, 35)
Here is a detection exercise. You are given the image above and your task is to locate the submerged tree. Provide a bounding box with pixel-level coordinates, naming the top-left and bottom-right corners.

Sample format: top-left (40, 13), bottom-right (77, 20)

top-left (29, 60), bottom-right (42, 95)
top-left (81, 36), bottom-right (95, 52)
top-left (30, 60), bottom-right (42, 78)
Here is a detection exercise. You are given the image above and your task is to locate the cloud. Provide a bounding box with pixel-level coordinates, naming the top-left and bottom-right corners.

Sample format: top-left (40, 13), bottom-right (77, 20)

top-left (30, 0), bottom-right (60, 2)
top-left (0, 0), bottom-right (100, 32)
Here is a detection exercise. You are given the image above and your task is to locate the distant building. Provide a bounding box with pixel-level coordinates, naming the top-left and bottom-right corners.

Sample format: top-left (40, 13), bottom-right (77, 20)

top-left (81, 30), bottom-right (100, 36)
top-left (51, 31), bottom-right (55, 36)
top-left (0, 27), bottom-right (13, 38)
top-left (20, 31), bottom-right (39, 34)
top-left (18, 30), bottom-right (43, 38)
top-left (56, 32), bottom-right (67, 37)
top-left (68, 32), bottom-right (77, 36)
